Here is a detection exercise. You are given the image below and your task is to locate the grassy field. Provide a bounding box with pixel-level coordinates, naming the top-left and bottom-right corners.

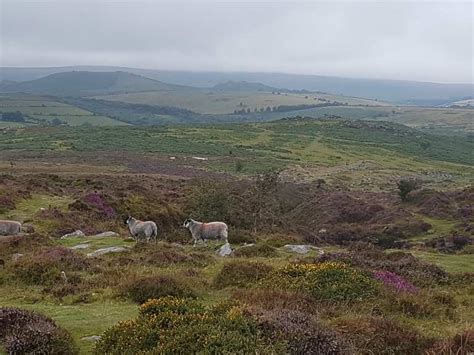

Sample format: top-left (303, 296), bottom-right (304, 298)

top-left (0, 119), bottom-right (471, 191)
top-left (93, 89), bottom-right (389, 114)
top-left (0, 93), bottom-right (126, 127)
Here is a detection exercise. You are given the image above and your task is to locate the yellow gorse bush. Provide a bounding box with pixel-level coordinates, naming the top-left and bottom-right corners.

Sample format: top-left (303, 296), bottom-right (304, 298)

top-left (261, 261), bottom-right (378, 302)
top-left (95, 297), bottom-right (276, 354)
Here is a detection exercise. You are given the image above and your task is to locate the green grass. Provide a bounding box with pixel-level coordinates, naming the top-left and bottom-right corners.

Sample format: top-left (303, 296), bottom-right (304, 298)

top-left (410, 251), bottom-right (474, 273)
top-left (0, 194), bottom-right (74, 223)
top-left (93, 90), bottom-right (387, 114)
top-left (410, 216), bottom-right (458, 241)
top-left (58, 236), bottom-right (134, 250)
top-left (0, 93), bottom-right (126, 126)
top-left (0, 119), bottom-right (471, 189)
top-left (0, 286), bottom-right (137, 354)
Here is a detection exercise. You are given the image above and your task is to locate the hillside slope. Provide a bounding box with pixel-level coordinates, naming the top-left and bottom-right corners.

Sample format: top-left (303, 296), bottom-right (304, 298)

top-left (0, 71), bottom-right (193, 97)
top-left (1, 66), bottom-right (472, 103)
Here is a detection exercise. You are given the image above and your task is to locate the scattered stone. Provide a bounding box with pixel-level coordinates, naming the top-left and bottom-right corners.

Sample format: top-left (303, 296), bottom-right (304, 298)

top-left (81, 335), bottom-right (101, 342)
top-left (318, 228), bottom-right (327, 234)
top-left (70, 243), bottom-right (91, 250)
top-left (21, 224), bottom-right (35, 233)
top-left (89, 231), bottom-right (119, 238)
top-left (217, 243), bottom-right (232, 257)
top-left (12, 253), bottom-right (24, 262)
top-left (192, 156), bottom-right (208, 161)
top-left (283, 244), bottom-right (324, 255)
top-left (61, 230), bottom-right (85, 239)
top-left (87, 246), bottom-right (129, 257)
top-left (240, 243), bottom-right (255, 248)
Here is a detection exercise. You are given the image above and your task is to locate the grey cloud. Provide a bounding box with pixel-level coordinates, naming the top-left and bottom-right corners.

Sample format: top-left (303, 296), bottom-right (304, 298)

top-left (1, 1), bottom-right (472, 83)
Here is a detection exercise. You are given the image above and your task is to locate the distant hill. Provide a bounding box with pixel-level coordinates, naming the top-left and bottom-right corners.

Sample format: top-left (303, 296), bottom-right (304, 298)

top-left (0, 71), bottom-right (192, 97)
top-left (212, 80), bottom-right (279, 92)
top-left (1, 66), bottom-right (472, 104)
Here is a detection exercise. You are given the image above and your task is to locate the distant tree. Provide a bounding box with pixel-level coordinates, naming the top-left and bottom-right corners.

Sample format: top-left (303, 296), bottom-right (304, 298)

top-left (265, 106), bottom-right (272, 112)
top-left (397, 179), bottom-right (420, 202)
top-left (239, 102), bottom-right (243, 107)
top-left (1, 111), bottom-right (25, 122)
top-left (254, 108), bottom-right (258, 113)
top-left (247, 108), bottom-right (251, 113)
top-left (233, 110), bottom-right (238, 114)
top-left (260, 108), bottom-right (265, 112)
top-left (247, 170), bottom-right (281, 232)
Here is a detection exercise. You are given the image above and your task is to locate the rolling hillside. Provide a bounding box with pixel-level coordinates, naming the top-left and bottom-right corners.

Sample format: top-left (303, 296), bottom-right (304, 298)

top-left (0, 93), bottom-right (126, 127)
top-left (1, 65), bottom-right (472, 103)
top-left (0, 71), bottom-right (192, 97)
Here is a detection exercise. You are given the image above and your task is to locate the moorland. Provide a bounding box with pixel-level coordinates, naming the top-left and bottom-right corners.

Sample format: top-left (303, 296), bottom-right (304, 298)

top-left (0, 68), bottom-right (473, 354)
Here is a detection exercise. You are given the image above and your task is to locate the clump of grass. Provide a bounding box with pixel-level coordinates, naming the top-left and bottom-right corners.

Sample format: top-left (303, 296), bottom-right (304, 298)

top-left (232, 288), bottom-right (317, 313)
top-left (426, 330), bottom-right (473, 354)
top-left (233, 243), bottom-right (278, 258)
top-left (213, 261), bottom-right (273, 289)
top-left (131, 243), bottom-right (214, 267)
top-left (120, 275), bottom-right (195, 304)
top-left (334, 316), bottom-right (431, 354)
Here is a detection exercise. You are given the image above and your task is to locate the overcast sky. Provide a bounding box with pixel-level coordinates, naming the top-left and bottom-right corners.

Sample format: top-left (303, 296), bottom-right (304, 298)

top-left (1, 0), bottom-right (472, 83)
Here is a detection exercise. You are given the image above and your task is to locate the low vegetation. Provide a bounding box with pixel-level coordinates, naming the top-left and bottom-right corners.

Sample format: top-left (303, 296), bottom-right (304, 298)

top-left (0, 111), bottom-right (472, 353)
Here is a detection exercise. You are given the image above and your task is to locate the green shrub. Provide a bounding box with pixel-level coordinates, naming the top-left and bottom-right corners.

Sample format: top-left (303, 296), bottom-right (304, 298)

top-left (261, 262), bottom-right (378, 302)
top-left (120, 275), bottom-right (195, 304)
top-left (94, 297), bottom-right (277, 354)
top-left (398, 178), bottom-right (420, 201)
top-left (233, 243), bottom-right (278, 258)
top-left (213, 261), bottom-right (273, 289)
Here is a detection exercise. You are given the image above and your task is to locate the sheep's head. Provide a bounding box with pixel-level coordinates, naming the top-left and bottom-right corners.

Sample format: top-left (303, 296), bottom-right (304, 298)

top-left (183, 218), bottom-right (192, 228)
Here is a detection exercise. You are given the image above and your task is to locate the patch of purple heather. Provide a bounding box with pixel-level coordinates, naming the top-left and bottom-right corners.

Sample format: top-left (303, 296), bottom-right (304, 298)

top-left (374, 270), bottom-right (418, 294)
top-left (83, 193), bottom-right (116, 218)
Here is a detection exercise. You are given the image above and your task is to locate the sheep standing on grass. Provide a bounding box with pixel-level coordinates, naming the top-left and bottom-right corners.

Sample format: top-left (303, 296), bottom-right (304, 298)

top-left (183, 218), bottom-right (228, 247)
top-left (125, 216), bottom-right (158, 243)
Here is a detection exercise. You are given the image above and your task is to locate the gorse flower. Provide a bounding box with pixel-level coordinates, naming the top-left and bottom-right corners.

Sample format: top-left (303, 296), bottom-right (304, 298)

top-left (261, 262), bottom-right (379, 301)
